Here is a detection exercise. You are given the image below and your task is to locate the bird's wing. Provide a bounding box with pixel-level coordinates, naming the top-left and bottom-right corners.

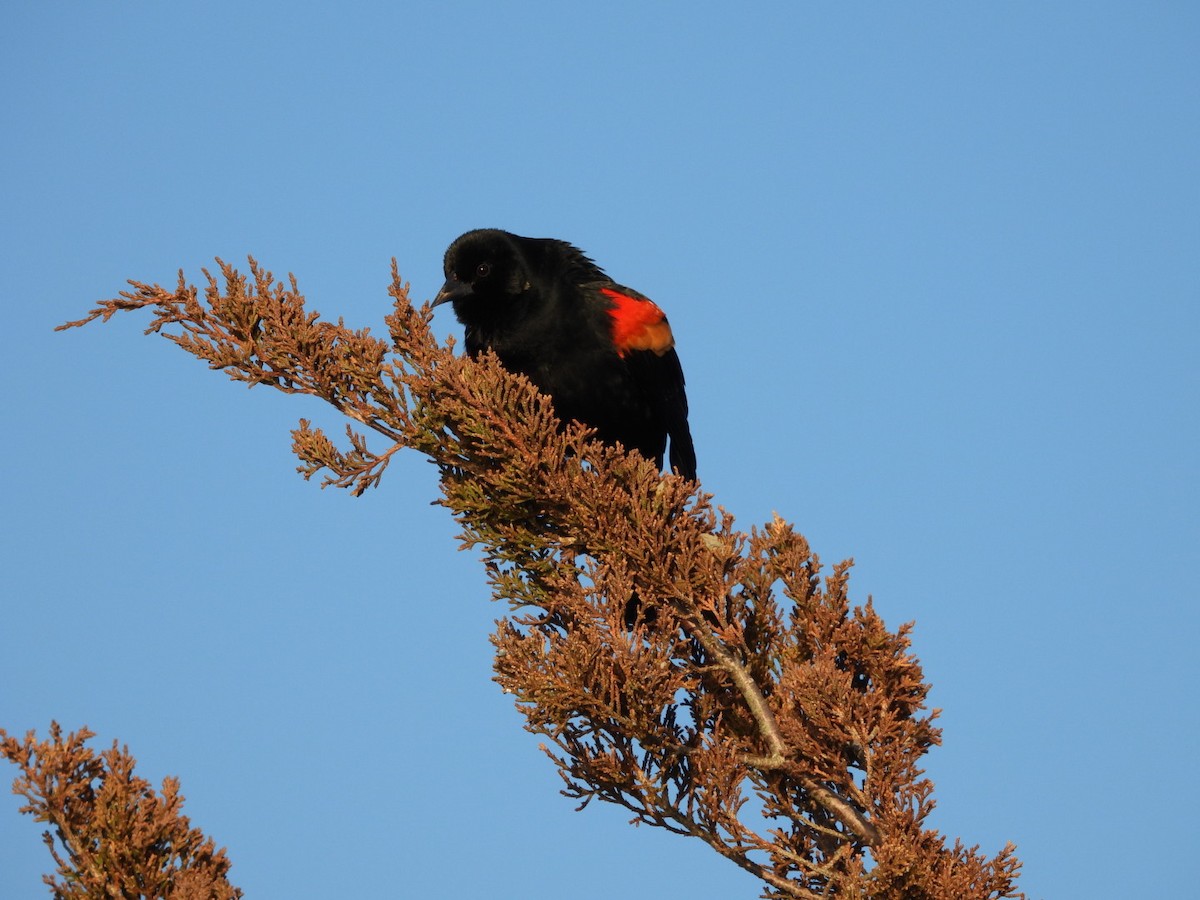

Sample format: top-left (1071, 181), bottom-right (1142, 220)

top-left (598, 286), bottom-right (676, 357)
top-left (598, 284), bottom-right (697, 481)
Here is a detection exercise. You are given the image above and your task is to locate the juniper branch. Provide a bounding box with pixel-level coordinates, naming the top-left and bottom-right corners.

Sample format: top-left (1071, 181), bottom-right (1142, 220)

top-left (50, 257), bottom-right (1027, 899)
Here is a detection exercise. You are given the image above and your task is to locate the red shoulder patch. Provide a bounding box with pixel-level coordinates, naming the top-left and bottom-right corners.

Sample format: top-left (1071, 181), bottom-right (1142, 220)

top-left (600, 287), bottom-right (675, 357)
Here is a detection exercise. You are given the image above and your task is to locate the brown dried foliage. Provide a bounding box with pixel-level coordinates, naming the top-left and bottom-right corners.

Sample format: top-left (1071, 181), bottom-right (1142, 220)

top-left (0, 723), bottom-right (241, 899)
top-left (46, 258), bottom-right (1025, 898)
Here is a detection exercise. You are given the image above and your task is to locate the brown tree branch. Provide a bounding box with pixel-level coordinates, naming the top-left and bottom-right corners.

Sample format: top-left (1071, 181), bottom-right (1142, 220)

top-left (0, 723), bottom-right (242, 899)
top-left (41, 257), bottom-right (1027, 899)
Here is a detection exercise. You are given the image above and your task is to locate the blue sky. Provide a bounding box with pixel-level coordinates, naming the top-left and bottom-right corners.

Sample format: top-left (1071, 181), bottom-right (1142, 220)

top-left (2, 4), bottom-right (1197, 897)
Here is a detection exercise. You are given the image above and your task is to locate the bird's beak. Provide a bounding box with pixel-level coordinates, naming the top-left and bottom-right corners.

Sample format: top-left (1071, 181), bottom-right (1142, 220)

top-left (432, 277), bottom-right (471, 308)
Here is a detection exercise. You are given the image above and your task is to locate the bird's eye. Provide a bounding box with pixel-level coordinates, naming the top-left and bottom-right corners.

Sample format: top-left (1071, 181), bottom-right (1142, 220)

top-left (476, 262), bottom-right (491, 278)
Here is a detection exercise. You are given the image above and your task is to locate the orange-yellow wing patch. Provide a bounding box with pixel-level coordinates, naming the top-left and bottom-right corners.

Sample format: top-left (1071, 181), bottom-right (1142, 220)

top-left (600, 287), bottom-right (675, 357)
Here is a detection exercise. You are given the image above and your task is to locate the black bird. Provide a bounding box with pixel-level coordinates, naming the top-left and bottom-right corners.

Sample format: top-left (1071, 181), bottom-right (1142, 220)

top-left (433, 229), bottom-right (696, 481)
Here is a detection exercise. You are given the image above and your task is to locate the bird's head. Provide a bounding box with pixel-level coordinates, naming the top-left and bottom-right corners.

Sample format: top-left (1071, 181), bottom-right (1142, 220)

top-left (433, 229), bottom-right (530, 316)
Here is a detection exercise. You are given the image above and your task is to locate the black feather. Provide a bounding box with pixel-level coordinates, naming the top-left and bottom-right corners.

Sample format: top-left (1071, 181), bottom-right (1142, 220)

top-left (436, 229), bottom-right (697, 481)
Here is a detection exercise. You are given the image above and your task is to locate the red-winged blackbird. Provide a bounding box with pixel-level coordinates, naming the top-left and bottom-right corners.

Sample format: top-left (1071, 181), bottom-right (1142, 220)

top-left (433, 229), bottom-right (697, 482)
